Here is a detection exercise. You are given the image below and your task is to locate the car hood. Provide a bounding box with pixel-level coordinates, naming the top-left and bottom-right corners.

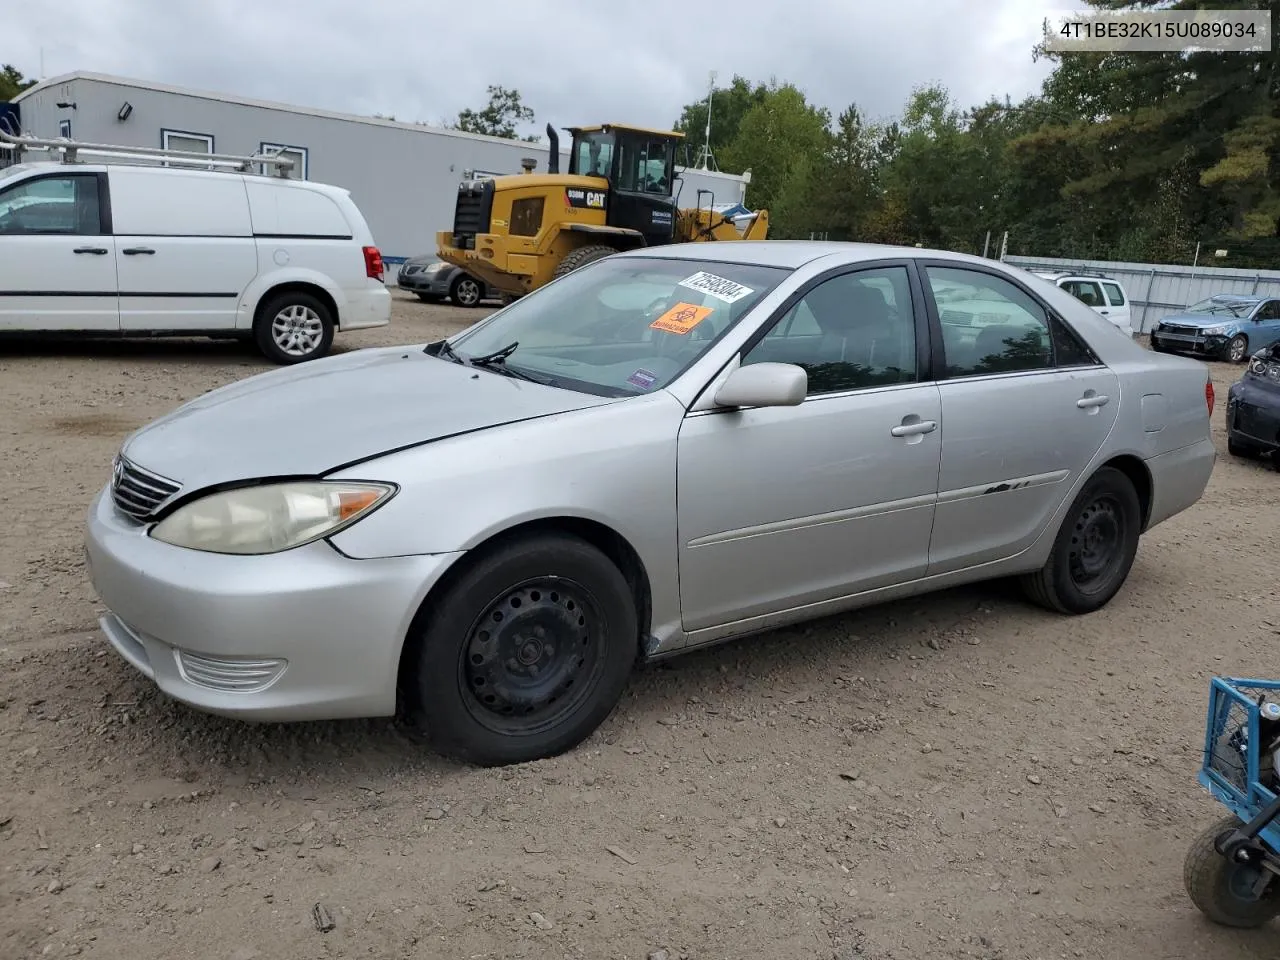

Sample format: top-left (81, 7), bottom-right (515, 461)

top-left (119, 346), bottom-right (618, 492)
top-left (1159, 312), bottom-right (1244, 328)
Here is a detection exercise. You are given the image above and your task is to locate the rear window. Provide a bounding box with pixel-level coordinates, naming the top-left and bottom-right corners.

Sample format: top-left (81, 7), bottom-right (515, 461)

top-left (245, 181), bottom-right (352, 238)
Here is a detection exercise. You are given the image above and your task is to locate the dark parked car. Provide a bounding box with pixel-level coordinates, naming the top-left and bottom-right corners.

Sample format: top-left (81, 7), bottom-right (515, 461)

top-left (1226, 342), bottom-right (1280, 461)
top-left (396, 256), bottom-right (494, 308)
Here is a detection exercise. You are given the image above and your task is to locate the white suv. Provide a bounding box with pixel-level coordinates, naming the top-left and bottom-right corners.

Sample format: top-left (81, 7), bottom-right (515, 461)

top-left (0, 160), bottom-right (390, 363)
top-left (1034, 272), bottom-right (1134, 337)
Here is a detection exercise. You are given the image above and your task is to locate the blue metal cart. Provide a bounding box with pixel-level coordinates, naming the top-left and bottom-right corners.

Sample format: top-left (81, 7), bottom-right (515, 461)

top-left (1186, 676), bottom-right (1280, 927)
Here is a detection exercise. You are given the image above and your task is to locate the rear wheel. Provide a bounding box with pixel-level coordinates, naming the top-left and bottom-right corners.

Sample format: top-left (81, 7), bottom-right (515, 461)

top-left (405, 533), bottom-right (638, 766)
top-left (253, 290), bottom-right (335, 365)
top-left (1185, 816), bottom-right (1280, 928)
top-left (450, 274), bottom-right (483, 308)
top-left (1020, 466), bottom-right (1142, 615)
top-left (554, 244), bottom-right (619, 279)
top-left (1226, 334), bottom-right (1250, 363)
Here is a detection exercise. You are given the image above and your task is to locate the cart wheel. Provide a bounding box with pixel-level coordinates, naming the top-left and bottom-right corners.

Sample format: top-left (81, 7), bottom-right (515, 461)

top-left (1184, 815), bottom-right (1280, 928)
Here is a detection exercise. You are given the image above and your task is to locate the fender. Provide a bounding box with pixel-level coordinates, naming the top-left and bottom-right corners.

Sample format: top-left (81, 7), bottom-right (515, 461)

top-left (562, 223), bottom-right (646, 248)
top-left (234, 264), bottom-right (350, 331)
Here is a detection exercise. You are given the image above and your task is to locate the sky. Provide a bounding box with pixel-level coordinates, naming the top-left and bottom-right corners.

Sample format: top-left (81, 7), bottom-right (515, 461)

top-left (9, 0), bottom-right (1087, 135)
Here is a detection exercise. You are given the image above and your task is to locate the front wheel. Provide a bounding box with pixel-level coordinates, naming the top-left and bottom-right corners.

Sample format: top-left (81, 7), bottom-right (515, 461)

top-left (450, 274), bottom-right (484, 308)
top-left (1185, 816), bottom-right (1280, 928)
top-left (1020, 466), bottom-right (1142, 614)
top-left (554, 244), bottom-right (619, 279)
top-left (1226, 334), bottom-right (1250, 364)
top-left (253, 290), bottom-right (335, 365)
top-left (405, 533), bottom-right (638, 766)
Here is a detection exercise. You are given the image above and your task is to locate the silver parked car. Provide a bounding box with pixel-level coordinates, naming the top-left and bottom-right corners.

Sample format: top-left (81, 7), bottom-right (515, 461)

top-left (85, 243), bottom-right (1218, 766)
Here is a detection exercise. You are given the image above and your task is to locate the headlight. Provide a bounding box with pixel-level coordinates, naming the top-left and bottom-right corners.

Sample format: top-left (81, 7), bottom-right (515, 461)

top-left (150, 481), bottom-right (396, 555)
top-left (1250, 358), bottom-right (1268, 376)
top-left (1201, 324), bottom-right (1229, 336)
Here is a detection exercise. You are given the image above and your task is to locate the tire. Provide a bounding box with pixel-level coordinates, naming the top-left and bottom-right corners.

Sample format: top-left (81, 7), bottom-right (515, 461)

top-left (554, 244), bottom-right (619, 279)
top-left (450, 274), bottom-right (483, 308)
top-left (1228, 436), bottom-right (1258, 459)
top-left (1226, 334), bottom-right (1249, 363)
top-left (1184, 816), bottom-right (1280, 928)
top-left (253, 290), bottom-right (335, 365)
top-left (405, 532), bottom-right (638, 766)
top-left (1019, 466), bottom-right (1142, 615)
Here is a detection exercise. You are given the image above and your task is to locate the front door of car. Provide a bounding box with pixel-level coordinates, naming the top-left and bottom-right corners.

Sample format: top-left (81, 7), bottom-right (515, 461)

top-left (1250, 299), bottom-right (1280, 352)
top-left (675, 263), bottom-right (942, 633)
top-left (0, 171), bottom-right (120, 332)
top-left (1100, 280), bottom-right (1132, 332)
top-left (920, 262), bottom-right (1121, 575)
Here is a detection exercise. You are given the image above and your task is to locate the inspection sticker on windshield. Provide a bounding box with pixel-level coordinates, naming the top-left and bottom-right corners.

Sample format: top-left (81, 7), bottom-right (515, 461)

top-left (677, 271), bottom-right (754, 304)
top-left (626, 368), bottom-right (658, 389)
top-left (650, 302), bottom-right (714, 335)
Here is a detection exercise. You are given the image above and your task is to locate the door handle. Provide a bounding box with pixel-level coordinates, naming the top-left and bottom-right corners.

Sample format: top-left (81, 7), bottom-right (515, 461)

top-left (122, 247), bottom-right (156, 255)
top-left (1099, 309), bottom-right (1109, 315)
top-left (1077, 394), bottom-right (1110, 409)
top-left (890, 419), bottom-right (938, 438)
top-left (74, 246), bottom-right (108, 255)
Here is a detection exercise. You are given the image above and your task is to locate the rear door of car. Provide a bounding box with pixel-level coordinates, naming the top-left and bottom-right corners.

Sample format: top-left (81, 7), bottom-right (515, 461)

top-left (108, 166), bottom-right (257, 332)
top-left (920, 261), bottom-right (1120, 575)
top-left (0, 170), bottom-right (119, 331)
top-left (1099, 280), bottom-right (1132, 332)
top-left (1249, 299), bottom-right (1280, 352)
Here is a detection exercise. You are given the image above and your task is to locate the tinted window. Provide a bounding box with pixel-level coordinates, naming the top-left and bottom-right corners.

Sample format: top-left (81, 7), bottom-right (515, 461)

top-left (743, 266), bottom-right (917, 395)
top-left (928, 266), bottom-right (1053, 376)
top-left (1062, 279), bottom-right (1105, 307)
top-left (1101, 282), bottom-right (1126, 306)
top-left (1254, 300), bottom-right (1280, 321)
top-left (0, 175), bottom-right (100, 236)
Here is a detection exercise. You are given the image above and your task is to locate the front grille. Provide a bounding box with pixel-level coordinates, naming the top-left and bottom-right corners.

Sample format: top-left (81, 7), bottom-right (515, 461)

top-left (451, 179), bottom-right (494, 249)
top-left (111, 456), bottom-right (181, 522)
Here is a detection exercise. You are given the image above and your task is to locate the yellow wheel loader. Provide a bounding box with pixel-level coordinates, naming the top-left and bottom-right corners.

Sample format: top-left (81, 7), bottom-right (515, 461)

top-left (434, 123), bottom-right (768, 299)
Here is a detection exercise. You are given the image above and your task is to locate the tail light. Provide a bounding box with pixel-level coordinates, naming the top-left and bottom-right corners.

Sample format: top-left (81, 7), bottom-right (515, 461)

top-left (363, 246), bottom-right (384, 282)
top-left (1205, 378), bottom-right (1215, 417)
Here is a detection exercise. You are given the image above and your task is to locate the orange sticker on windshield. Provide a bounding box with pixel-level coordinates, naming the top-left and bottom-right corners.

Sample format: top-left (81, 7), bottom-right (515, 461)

top-left (650, 302), bottom-right (714, 335)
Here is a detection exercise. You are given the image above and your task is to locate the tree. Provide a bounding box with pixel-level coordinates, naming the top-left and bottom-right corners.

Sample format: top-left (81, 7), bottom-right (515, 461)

top-left (0, 64), bottom-right (36, 103)
top-left (452, 85), bottom-right (538, 141)
top-left (672, 75), bottom-right (768, 172)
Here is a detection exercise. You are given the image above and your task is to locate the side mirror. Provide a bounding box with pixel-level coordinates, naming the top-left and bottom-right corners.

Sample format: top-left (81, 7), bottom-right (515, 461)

top-left (714, 362), bottom-right (807, 409)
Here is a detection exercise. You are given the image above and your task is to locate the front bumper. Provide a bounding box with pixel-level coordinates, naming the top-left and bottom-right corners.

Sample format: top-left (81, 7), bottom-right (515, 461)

top-left (1226, 382), bottom-right (1280, 452)
top-left (397, 267), bottom-right (452, 296)
top-left (84, 484), bottom-right (462, 722)
top-left (1150, 330), bottom-right (1229, 357)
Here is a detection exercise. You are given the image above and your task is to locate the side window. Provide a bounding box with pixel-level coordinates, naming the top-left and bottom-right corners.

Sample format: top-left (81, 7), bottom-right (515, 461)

top-left (1101, 282), bottom-right (1126, 306)
top-left (1255, 300), bottom-right (1280, 321)
top-left (0, 175), bottom-right (101, 236)
top-left (928, 266), bottom-right (1053, 376)
top-left (743, 266), bottom-right (917, 396)
top-left (1062, 279), bottom-right (1105, 307)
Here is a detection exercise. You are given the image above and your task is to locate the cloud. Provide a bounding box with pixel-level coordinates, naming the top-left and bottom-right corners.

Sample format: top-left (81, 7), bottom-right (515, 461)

top-left (9, 0), bottom-right (1084, 133)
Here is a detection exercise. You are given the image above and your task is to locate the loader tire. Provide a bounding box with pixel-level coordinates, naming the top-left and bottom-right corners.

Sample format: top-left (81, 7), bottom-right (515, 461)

top-left (554, 244), bottom-right (619, 279)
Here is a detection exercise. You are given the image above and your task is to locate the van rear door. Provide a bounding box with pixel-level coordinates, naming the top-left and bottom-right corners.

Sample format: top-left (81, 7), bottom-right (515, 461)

top-left (108, 167), bottom-right (257, 332)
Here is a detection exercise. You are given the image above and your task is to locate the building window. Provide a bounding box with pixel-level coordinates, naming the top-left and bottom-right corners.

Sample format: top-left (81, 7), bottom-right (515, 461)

top-left (58, 119), bottom-right (71, 138)
top-left (161, 128), bottom-right (215, 170)
top-left (259, 142), bottom-right (308, 180)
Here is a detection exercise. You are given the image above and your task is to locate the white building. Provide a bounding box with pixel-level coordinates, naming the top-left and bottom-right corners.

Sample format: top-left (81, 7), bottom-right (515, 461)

top-left (9, 72), bottom-right (752, 282)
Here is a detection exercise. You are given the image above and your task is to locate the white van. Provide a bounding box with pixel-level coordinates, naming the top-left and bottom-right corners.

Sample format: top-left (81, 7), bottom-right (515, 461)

top-left (0, 153), bottom-right (390, 364)
top-left (1034, 271), bottom-right (1134, 337)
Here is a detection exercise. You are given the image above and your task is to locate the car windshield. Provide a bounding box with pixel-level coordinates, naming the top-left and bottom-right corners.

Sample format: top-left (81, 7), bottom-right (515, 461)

top-left (1186, 297), bottom-right (1255, 318)
top-left (439, 256), bottom-right (790, 397)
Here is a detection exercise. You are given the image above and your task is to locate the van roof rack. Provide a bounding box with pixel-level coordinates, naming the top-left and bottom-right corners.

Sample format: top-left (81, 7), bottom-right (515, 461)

top-left (0, 128), bottom-right (296, 177)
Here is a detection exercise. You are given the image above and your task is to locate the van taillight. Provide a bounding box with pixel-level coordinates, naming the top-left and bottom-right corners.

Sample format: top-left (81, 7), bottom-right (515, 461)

top-left (363, 246), bottom-right (384, 281)
top-left (1206, 378), bottom-right (1215, 417)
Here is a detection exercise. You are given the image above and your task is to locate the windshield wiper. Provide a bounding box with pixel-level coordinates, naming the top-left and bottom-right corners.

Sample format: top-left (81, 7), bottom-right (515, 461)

top-left (469, 341), bottom-right (520, 366)
top-left (426, 338), bottom-right (467, 365)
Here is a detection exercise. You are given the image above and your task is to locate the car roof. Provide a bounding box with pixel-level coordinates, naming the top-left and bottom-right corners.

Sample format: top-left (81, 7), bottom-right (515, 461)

top-left (614, 240), bottom-right (1012, 271)
top-left (1206, 293), bottom-right (1264, 303)
top-left (1, 159), bottom-right (345, 196)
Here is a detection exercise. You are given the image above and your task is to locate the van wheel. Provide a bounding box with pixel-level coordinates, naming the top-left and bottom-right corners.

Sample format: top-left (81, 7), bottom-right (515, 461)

top-left (404, 532), bottom-right (638, 766)
top-left (554, 244), bottom-right (618, 279)
top-left (1019, 466), bottom-right (1142, 615)
top-left (254, 291), bottom-right (335, 365)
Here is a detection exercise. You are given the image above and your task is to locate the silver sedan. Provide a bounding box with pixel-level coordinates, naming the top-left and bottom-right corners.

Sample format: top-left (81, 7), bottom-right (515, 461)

top-left (85, 242), bottom-right (1218, 766)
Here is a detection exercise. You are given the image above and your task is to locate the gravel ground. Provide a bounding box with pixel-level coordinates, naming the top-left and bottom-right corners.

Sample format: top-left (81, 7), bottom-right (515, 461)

top-left (2, 292), bottom-right (1278, 960)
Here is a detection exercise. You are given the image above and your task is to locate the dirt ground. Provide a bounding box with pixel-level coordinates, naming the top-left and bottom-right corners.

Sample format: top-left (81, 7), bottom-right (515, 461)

top-left (2, 292), bottom-right (1278, 960)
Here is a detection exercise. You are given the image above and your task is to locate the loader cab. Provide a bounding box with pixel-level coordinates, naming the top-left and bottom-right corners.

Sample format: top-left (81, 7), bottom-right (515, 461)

top-left (567, 124), bottom-right (681, 247)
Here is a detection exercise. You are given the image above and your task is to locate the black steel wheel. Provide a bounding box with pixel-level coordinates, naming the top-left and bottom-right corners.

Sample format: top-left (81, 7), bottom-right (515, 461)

top-left (405, 532), bottom-right (638, 766)
top-left (1185, 816), bottom-right (1280, 928)
top-left (1020, 466), bottom-right (1142, 614)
